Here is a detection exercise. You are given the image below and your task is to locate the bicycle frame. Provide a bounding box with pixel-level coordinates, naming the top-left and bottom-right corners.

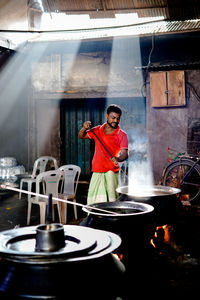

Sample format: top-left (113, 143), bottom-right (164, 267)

top-left (163, 154), bottom-right (200, 202)
top-left (179, 157), bottom-right (200, 185)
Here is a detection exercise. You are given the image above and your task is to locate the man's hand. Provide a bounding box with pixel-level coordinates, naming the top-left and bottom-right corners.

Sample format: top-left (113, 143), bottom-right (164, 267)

top-left (83, 121), bottom-right (91, 129)
top-left (110, 149), bottom-right (128, 166)
top-left (78, 121), bottom-right (91, 139)
top-left (110, 157), bottom-right (120, 167)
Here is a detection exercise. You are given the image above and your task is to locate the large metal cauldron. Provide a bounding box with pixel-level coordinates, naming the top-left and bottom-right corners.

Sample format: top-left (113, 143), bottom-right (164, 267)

top-left (116, 185), bottom-right (182, 225)
top-left (0, 224), bottom-right (124, 300)
top-left (81, 201), bottom-right (155, 256)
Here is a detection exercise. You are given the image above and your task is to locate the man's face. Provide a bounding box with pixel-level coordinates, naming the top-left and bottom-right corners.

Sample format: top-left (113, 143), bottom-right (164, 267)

top-left (106, 112), bottom-right (121, 129)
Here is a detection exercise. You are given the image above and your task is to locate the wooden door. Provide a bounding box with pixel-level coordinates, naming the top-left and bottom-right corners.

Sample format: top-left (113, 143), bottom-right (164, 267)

top-left (150, 71), bottom-right (186, 107)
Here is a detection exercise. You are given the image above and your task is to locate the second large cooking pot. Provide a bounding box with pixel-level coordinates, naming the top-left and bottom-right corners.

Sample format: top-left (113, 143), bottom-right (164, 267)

top-left (116, 185), bottom-right (182, 225)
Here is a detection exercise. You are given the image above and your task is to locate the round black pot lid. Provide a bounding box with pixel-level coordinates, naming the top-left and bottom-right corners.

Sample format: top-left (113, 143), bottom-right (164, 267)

top-left (0, 225), bottom-right (121, 263)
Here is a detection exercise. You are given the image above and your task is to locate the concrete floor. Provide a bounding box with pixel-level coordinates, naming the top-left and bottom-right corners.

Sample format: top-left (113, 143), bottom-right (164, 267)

top-left (0, 182), bottom-right (89, 232)
top-left (0, 191), bottom-right (27, 231)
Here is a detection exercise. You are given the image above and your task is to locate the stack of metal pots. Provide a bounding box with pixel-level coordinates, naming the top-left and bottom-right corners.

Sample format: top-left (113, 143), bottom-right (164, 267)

top-left (0, 157), bottom-right (25, 188)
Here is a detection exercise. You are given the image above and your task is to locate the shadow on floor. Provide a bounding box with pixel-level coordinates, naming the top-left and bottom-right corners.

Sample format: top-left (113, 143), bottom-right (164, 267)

top-left (0, 189), bottom-right (88, 232)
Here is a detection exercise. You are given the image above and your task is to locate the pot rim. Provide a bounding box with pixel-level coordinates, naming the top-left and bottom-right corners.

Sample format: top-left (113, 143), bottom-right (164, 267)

top-left (82, 201), bottom-right (154, 217)
top-left (116, 185), bottom-right (181, 198)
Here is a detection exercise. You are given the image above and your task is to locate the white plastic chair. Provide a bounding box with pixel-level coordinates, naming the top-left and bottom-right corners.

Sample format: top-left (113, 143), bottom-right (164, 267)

top-left (19, 156), bottom-right (58, 200)
top-left (27, 169), bottom-right (64, 225)
top-left (59, 164), bottom-right (81, 224)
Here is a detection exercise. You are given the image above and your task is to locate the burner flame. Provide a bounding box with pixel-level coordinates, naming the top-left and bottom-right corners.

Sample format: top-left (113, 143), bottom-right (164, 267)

top-left (150, 224), bottom-right (172, 250)
top-left (113, 253), bottom-right (123, 261)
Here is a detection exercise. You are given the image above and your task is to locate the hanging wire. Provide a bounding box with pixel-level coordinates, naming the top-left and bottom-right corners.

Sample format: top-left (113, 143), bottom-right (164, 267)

top-left (144, 34), bottom-right (155, 83)
top-left (140, 34), bottom-right (155, 97)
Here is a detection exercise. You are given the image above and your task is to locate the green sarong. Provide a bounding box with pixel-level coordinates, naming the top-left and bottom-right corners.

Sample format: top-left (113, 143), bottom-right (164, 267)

top-left (87, 171), bottom-right (119, 205)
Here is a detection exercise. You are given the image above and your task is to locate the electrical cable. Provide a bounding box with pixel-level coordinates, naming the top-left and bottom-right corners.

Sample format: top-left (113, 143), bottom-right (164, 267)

top-left (140, 34), bottom-right (155, 97)
top-left (144, 34), bottom-right (155, 83)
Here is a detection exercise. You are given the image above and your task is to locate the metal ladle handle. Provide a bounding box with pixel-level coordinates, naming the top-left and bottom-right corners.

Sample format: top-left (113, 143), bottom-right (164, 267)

top-left (90, 128), bottom-right (113, 158)
top-left (45, 193), bottom-right (53, 225)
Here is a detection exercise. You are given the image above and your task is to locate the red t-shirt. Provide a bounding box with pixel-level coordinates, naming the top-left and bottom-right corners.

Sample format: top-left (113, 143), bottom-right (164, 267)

top-left (87, 123), bottom-right (128, 173)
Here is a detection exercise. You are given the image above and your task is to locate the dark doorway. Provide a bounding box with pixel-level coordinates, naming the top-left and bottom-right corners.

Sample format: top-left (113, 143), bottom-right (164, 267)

top-left (60, 99), bottom-right (106, 176)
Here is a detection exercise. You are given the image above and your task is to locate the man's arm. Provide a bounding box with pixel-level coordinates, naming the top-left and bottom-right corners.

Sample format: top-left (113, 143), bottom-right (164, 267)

top-left (111, 149), bottom-right (128, 165)
top-left (78, 121), bottom-right (91, 139)
top-left (117, 149), bottom-right (128, 162)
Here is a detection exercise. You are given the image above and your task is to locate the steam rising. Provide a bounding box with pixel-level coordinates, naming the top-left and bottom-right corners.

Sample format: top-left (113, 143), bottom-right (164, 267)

top-left (104, 35), bottom-right (153, 193)
top-left (119, 134), bottom-right (154, 195)
top-left (129, 133), bottom-right (153, 189)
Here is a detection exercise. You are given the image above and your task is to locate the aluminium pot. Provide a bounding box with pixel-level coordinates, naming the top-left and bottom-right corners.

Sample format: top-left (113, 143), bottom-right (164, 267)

top-left (0, 157), bottom-right (17, 167)
top-left (116, 185), bottom-right (182, 225)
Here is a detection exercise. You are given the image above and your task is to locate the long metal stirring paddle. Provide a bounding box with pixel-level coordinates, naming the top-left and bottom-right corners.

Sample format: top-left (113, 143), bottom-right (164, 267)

top-left (0, 184), bottom-right (119, 216)
top-left (90, 128), bottom-right (113, 158)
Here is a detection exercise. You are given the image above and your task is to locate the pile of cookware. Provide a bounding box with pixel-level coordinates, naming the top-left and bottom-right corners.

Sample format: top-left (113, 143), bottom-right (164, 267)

top-left (0, 157), bottom-right (25, 188)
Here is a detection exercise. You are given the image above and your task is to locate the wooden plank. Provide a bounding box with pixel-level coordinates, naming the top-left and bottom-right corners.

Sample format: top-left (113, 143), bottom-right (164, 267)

top-left (150, 71), bottom-right (167, 107)
top-left (150, 71), bottom-right (186, 107)
top-left (168, 70), bottom-right (186, 106)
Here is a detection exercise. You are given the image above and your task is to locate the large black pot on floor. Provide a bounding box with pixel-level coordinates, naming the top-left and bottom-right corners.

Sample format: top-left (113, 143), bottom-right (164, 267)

top-left (81, 201), bottom-right (155, 256)
top-left (0, 224), bottom-right (124, 300)
top-left (116, 185), bottom-right (182, 225)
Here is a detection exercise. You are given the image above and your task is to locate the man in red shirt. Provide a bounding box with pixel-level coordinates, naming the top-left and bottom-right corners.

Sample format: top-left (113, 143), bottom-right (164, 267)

top-left (78, 104), bottom-right (128, 204)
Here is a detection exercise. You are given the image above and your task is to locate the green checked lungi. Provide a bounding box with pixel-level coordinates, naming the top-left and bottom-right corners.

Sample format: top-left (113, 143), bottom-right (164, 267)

top-left (87, 171), bottom-right (119, 205)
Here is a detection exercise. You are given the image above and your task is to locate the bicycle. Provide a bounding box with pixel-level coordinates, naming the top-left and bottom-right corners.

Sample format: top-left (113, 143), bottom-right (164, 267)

top-left (162, 153), bottom-right (200, 202)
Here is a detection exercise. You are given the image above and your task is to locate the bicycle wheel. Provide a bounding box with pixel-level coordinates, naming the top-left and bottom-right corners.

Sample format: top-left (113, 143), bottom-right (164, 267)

top-left (163, 158), bottom-right (200, 202)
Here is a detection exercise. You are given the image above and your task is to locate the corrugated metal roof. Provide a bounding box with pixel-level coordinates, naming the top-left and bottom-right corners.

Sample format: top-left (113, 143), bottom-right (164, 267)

top-left (1, 18), bottom-right (200, 50)
top-left (40, 0), bottom-right (200, 21)
top-left (136, 61), bottom-right (200, 70)
top-left (29, 19), bottom-right (200, 43)
top-left (138, 19), bottom-right (200, 35)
